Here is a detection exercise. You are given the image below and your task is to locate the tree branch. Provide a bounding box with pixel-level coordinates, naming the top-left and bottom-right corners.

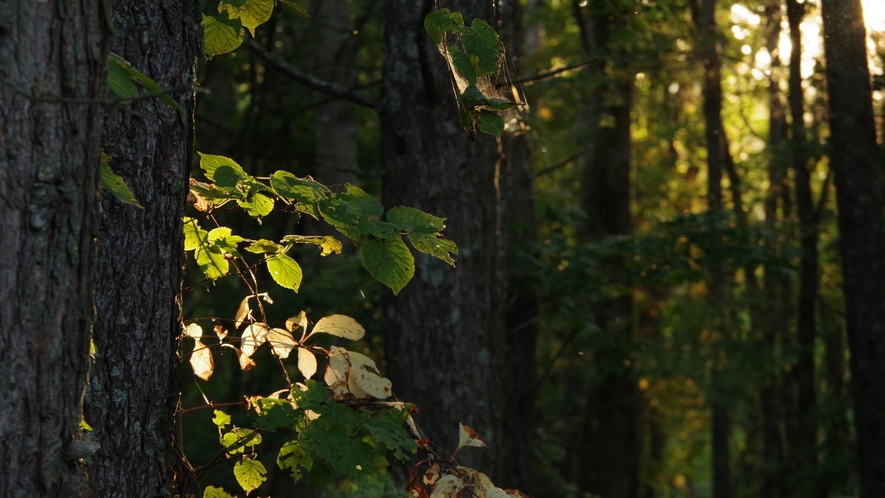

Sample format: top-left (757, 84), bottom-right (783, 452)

top-left (246, 40), bottom-right (379, 110)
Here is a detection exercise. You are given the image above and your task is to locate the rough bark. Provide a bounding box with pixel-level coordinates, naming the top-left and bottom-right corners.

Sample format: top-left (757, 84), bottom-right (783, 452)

top-left (0, 2), bottom-right (109, 496)
top-left (380, 0), bottom-right (505, 479)
top-left (82, 2), bottom-right (199, 496)
top-left (820, 1), bottom-right (885, 496)
top-left (785, 1), bottom-right (820, 495)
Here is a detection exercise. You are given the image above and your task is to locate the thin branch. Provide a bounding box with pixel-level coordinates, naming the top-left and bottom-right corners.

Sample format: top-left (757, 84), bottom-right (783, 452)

top-left (247, 40), bottom-right (379, 110)
top-left (516, 58), bottom-right (600, 86)
top-left (533, 149), bottom-right (586, 178)
top-left (0, 77), bottom-right (203, 106)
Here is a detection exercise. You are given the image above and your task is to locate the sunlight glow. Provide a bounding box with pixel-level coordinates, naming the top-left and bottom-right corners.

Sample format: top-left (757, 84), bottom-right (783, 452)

top-left (863, 0), bottom-right (885, 33)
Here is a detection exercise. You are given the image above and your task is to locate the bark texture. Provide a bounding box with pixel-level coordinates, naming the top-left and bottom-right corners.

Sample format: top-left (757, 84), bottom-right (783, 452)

top-left (820, 1), bottom-right (885, 496)
top-left (0, 2), bottom-right (109, 496)
top-left (380, 0), bottom-right (505, 479)
top-left (83, 2), bottom-right (199, 496)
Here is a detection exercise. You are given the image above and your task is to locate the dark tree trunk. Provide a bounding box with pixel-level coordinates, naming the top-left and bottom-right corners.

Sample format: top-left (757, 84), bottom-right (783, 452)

top-left (693, 1), bottom-right (732, 496)
top-left (820, 1), bottom-right (885, 496)
top-left (785, 1), bottom-right (820, 495)
top-left (496, 0), bottom-right (539, 492)
top-left (380, 0), bottom-right (506, 479)
top-left (0, 2), bottom-right (109, 496)
top-left (760, 4), bottom-right (787, 497)
top-left (569, 2), bottom-right (639, 496)
top-left (82, 2), bottom-right (199, 496)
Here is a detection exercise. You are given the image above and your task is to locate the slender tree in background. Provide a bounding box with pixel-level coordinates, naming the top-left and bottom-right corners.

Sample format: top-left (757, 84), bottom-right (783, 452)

top-left (380, 0), bottom-right (507, 479)
top-left (82, 2), bottom-right (200, 496)
top-left (820, 0), bottom-right (885, 496)
top-left (569, 1), bottom-right (639, 496)
top-left (692, 0), bottom-right (733, 496)
top-left (784, 1), bottom-right (823, 495)
top-left (0, 2), bottom-right (109, 496)
top-left (760, 2), bottom-right (787, 496)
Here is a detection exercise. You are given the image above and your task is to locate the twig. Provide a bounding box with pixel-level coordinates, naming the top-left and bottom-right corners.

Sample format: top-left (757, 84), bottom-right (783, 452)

top-left (533, 149), bottom-right (586, 178)
top-left (247, 40), bottom-right (379, 110)
top-left (516, 58), bottom-right (600, 86)
top-left (0, 76), bottom-right (203, 106)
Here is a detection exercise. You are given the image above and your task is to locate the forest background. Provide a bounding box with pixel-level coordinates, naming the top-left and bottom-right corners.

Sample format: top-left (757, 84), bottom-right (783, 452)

top-left (2, 0), bottom-right (885, 497)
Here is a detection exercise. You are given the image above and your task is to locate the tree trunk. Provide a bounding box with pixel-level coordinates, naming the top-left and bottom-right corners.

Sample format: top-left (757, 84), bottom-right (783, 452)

top-left (83, 2), bottom-right (199, 496)
top-left (380, 0), bottom-right (506, 479)
top-left (820, 1), bottom-right (885, 496)
top-left (693, 0), bottom-right (732, 496)
top-left (0, 2), bottom-right (109, 496)
top-left (785, 1), bottom-right (820, 495)
top-left (760, 4), bottom-right (787, 497)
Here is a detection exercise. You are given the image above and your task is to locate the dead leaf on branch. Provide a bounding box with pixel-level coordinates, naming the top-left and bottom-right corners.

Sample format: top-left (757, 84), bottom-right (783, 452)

top-left (190, 340), bottom-right (214, 380)
top-left (309, 314), bottom-right (366, 341)
top-left (458, 423), bottom-right (487, 450)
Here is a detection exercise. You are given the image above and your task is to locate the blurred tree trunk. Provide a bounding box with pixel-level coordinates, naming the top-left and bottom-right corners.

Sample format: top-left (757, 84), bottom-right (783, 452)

top-left (0, 2), bottom-right (109, 496)
top-left (380, 0), bottom-right (506, 480)
top-left (312, 0), bottom-right (360, 185)
top-left (785, 1), bottom-right (821, 495)
top-left (820, 1), bottom-right (885, 496)
top-left (571, 2), bottom-right (639, 496)
top-left (692, 0), bottom-right (732, 496)
top-left (83, 2), bottom-right (199, 496)
top-left (760, 4), bottom-right (787, 498)
top-left (497, 0), bottom-right (540, 492)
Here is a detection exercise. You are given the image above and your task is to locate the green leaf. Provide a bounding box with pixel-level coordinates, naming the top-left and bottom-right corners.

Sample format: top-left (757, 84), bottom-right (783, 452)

top-left (281, 0), bottom-right (310, 17)
top-left (478, 109), bottom-right (505, 137)
top-left (221, 427), bottom-right (262, 455)
top-left (100, 157), bottom-right (142, 208)
top-left (459, 84), bottom-right (491, 110)
top-left (251, 397), bottom-right (300, 431)
top-left (80, 419), bottom-right (93, 432)
top-left (344, 184), bottom-right (383, 217)
top-left (423, 8), bottom-right (463, 45)
top-left (238, 192), bottom-right (274, 218)
top-left (202, 13), bottom-right (244, 58)
top-left (266, 253), bottom-right (303, 292)
top-left (220, 0), bottom-right (274, 37)
top-left (195, 242), bottom-right (229, 279)
top-left (319, 196), bottom-right (373, 239)
top-left (360, 238), bottom-right (415, 295)
top-left (449, 49), bottom-right (478, 85)
top-left (462, 19), bottom-right (503, 74)
top-left (277, 441), bottom-right (313, 481)
top-left (199, 153), bottom-right (247, 183)
top-left (368, 221), bottom-right (401, 240)
top-left (387, 206), bottom-right (446, 233)
top-left (203, 486), bottom-right (236, 498)
top-left (107, 53), bottom-right (184, 113)
top-left (213, 410), bottom-right (232, 430)
top-left (107, 58), bottom-right (139, 98)
top-left (364, 411), bottom-right (419, 461)
top-left (183, 217), bottom-right (208, 251)
top-left (487, 97), bottom-right (520, 111)
top-left (299, 416), bottom-right (384, 475)
top-left (234, 458), bottom-right (267, 493)
top-left (281, 235), bottom-right (343, 256)
top-left (246, 239), bottom-right (282, 254)
top-left (408, 233), bottom-right (458, 266)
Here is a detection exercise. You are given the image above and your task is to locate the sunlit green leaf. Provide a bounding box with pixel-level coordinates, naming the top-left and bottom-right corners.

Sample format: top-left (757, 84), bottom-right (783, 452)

top-left (202, 13), bottom-right (243, 58)
top-left (408, 232), bottom-right (458, 265)
top-left (107, 53), bottom-right (184, 113)
top-left (199, 153), bottom-right (247, 182)
top-left (387, 206), bottom-right (447, 233)
top-left (234, 458), bottom-right (267, 493)
top-left (100, 158), bottom-right (142, 208)
top-left (183, 217), bottom-right (208, 252)
top-left (424, 8), bottom-right (464, 45)
top-left (246, 239), bottom-right (282, 254)
top-left (462, 18), bottom-right (503, 74)
top-left (222, 427), bottom-right (262, 455)
top-left (281, 0), bottom-right (310, 17)
top-left (277, 441), bottom-right (312, 481)
top-left (266, 253), bottom-right (303, 292)
top-left (220, 0), bottom-right (274, 37)
top-left (212, 410), bottom-right (231, 430)
top-left (360, 238), bottom-right (415, 295)
top-left (238, 192), bottom-right (274, 218)
top-left (203, 486), bottom-right (236, 498)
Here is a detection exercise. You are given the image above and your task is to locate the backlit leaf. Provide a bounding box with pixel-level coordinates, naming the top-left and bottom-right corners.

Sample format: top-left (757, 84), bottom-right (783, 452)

top-left (237, 192), bottom-right (274, 218)
top-left (360, 238), bottom-right (415, 295)
top-left (222, 344), bottom-right (257, 370)
top-left (449, 49), bottom-right (478, 85)
top-left (267, 327), bottom-right (297, 359)
top-left (297, 347), bottom-right (317, 379)
top-left (203, 486), bottom-right (236, 498)
top-left (234, 296), bottom-right (251, 328)
top-left (183, 217), bottom-right (207, 251)
top-left (266, 253), bottom-right (303, 292)
top-left (220, 0), bottom-right (274, 37)
top-left (462, 19), bottom-right (503, 74)
top-left (241, 322), bottom-right (269, 358)
top-left (199, 152), bottom-right (247, 183)
top-left (106, 56), bottom-right (138, 97)
top-left (184, 323), bottom-right (203, 339)
top-left (409, 233), bottom-right (458, 266)
top-left (429, 475), bottom-right (466, 498)
top-left (310, 315), bottom-right (365, 341)
top-left (347, 350), bottom-right (393, 399)
top-left (202, 13), bottom-right (243, 58)
top-left (286, 311), bottom-right (308, 333)
top-left (233, 458), bottom-right (267, 493)
top-left (213, 410), bottom-right (231, 430)
top-left (190, 340), bottom-right (214, 380)
top-left (424, 8), bottom-right (464, 45)
top-left (245, 239), bottom-right (282, 254)
top-left (107, 53), bottom-right (183, 112)
top-left (478, 109), bottom-right (505, 137)
top-left (458, 423), bottom-right (487, 449)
